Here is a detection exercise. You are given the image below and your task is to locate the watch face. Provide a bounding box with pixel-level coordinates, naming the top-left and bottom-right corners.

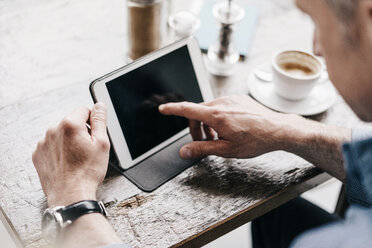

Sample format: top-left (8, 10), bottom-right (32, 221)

top-left (42, 210), bottom-right (61, 243)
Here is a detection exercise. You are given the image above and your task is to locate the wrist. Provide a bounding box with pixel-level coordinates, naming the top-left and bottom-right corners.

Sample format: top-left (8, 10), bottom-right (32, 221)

top-left (279, 115), bottom-right (351, 181)
top-left (47, 184), bottom-right (97, 207)
top-left (268, 113), bottom-right (309, 152)
top-left (282, 115), bottom-right (351, 156)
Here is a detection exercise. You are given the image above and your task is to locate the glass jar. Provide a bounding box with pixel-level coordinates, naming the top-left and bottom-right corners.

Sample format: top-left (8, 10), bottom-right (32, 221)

top-left (206, 1), bottom-right (245, 76)
top-left (127, 0), bottom-right (166, 61)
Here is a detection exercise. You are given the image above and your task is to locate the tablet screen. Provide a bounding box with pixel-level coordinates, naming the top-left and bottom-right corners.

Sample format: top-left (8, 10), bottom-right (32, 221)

top-left (106, 45), bottom-right (204, 160)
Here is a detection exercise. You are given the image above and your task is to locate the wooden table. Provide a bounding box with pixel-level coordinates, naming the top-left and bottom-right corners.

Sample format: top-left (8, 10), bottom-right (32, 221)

top-left (0, 0), bottom-right (366, 247)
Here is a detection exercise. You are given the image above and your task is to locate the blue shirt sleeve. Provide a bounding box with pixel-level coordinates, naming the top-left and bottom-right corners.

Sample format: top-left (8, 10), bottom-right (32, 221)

top-left (343, 128), bottom-right (372, 207)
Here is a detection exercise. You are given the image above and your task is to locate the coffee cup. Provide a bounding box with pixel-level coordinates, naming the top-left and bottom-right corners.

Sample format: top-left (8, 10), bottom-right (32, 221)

top-left (272, 50), bottom-right (323, 101)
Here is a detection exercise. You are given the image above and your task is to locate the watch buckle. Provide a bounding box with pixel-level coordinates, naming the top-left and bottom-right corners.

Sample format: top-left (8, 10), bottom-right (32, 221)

top-left (98, 201), bottom-right (108, 217)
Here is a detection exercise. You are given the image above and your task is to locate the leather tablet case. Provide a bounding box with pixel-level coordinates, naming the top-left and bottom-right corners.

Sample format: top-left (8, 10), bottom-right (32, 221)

top-left (108, 134), bottom-right (200, 192)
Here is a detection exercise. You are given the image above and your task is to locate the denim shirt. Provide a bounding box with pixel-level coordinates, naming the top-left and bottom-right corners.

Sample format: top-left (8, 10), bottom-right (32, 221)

top-left (291, 128), bottom-right (372, 248)
top-left (104, 128), bottom-right (372, 248)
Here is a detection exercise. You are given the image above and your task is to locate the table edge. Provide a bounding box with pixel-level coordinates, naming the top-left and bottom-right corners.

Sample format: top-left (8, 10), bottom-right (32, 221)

top-left (0, 204), bottom-right (24, 248)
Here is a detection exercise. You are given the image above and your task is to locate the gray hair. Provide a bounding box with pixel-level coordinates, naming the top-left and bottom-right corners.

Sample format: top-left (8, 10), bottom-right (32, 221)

top-left (324, 0), bottom-right (361, 47)
top-left (324, 0), bottom-right (360, 23)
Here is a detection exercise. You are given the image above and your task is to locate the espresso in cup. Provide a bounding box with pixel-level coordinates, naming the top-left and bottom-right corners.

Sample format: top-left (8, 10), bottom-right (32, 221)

top-left (272, 50), bottom-right (322, 101)
top-left (278, 61), bottom-right (317, 77)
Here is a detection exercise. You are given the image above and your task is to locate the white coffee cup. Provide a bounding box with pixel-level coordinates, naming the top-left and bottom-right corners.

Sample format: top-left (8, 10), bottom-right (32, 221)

top-left (272, 50), bottom-right (323, 101)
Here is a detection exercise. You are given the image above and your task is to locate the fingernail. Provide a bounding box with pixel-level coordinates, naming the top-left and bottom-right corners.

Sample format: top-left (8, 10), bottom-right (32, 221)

top-left (159, 104), bottom-right (165, 111)
top-left (181, 147), bottom-right (192, 159)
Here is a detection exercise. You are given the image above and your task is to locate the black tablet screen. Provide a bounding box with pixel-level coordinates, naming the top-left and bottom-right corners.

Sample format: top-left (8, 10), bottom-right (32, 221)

top-left (106, 45), bottom-right (204, 160)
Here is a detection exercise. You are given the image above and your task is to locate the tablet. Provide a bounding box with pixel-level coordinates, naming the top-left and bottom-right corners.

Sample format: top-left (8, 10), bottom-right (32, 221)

top-left (90, 37), bottom-right (214, 170)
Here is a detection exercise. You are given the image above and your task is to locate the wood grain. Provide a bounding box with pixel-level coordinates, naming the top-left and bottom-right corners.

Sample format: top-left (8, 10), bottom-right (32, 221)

top-left (1, 0), bottom-right (371, 248)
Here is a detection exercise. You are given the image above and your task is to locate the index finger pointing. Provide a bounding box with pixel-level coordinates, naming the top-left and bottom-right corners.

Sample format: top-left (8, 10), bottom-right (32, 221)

top-left (159, 102), bottom-right (213, 125)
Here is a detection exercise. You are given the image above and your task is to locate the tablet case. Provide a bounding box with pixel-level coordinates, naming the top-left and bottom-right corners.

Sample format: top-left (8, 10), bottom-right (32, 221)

top-left (108, 134), bottom-right (200, 192)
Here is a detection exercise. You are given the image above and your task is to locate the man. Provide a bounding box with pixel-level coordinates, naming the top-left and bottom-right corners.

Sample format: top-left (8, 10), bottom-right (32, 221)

top-left (32, 0), bottom-right (372, 247)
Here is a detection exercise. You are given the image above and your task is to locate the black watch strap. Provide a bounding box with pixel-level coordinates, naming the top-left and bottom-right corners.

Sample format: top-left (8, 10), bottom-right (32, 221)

top-left (58, 200), bottom-right (107, 223)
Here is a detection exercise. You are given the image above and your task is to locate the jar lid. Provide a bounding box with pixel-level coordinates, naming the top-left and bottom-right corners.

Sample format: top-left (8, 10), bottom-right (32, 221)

top-left (168, 11), bottom-right (200, 36)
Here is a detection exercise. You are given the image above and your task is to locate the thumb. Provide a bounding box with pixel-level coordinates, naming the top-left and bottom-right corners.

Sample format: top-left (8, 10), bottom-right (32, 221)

top-left (90, 102), bottom-right (108, 141)
top-left (179, 140), bottom-right (230, 159)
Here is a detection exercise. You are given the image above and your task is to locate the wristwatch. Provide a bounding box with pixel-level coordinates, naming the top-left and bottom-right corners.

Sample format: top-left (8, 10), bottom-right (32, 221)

top-left (41, 200), bottom-right (107, 243)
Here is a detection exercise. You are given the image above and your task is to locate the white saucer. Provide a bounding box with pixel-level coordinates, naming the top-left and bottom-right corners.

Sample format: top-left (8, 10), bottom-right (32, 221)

top-left (247, 73), bottom-right (337, 116)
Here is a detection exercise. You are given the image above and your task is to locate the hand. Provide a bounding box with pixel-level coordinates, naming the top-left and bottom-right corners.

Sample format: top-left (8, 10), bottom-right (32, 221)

top-left (159, 95), bottom-right (319, 159)
top-left (160, 95), bottom-right (351, 180)
top-left (32, 103), bottom-right (110, 207)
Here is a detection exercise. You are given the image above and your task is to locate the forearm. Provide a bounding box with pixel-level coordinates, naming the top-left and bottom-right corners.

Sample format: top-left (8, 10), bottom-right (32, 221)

top-left (279, 115), bottom-right (351, 181)
top-left (59, 213), bottom-right (122, 248)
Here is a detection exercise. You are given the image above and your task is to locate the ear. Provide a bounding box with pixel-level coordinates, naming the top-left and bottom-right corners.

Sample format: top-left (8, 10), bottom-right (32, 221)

top-left (359, 0), bottom-right (372, 17)
top-left (359, 0), bottom-right (372, 42)
top-left (313, 27), bottom-right (323, 56)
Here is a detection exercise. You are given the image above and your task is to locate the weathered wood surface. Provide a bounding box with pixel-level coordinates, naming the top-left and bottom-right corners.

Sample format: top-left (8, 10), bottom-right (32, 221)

top-left (1, 0), bottom-right (371, 248)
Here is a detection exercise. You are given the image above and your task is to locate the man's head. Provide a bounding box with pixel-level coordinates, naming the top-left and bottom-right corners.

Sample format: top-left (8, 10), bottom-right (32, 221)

top-left (296, 0), bottom-right (372, 121)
